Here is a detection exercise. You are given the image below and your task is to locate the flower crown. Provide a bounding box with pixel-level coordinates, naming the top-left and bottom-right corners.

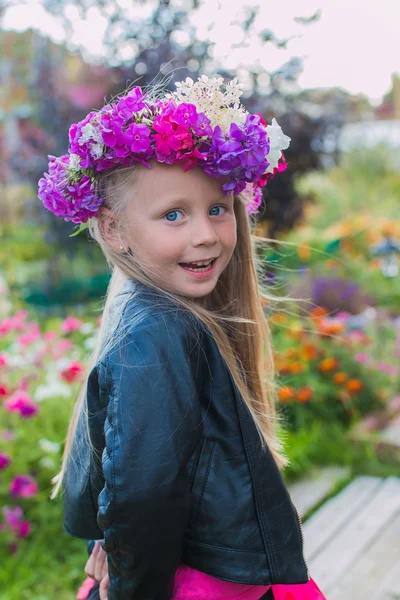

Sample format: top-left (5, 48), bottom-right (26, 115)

top-left (38, 75), bottom-right (290, 234)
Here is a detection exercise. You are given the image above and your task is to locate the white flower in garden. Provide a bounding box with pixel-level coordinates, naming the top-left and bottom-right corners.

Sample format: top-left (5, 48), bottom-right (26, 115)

top-left (84, 336), bottom-right (97, 351)
top-left (172, 75), bottom-right (246, 133)
top-left (39, 456), bottom-right (57, 470)
top-left (34, 378), bottom-right (72, 402)
top-left (80, 322), bottom-right (95, 335)
top-left (266, 118), bottom-right (291, 173)
top-left (39, 439), bottom-right (61, 454)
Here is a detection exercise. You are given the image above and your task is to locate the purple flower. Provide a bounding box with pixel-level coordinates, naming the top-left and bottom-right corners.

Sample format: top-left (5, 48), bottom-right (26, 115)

top-left (173, 103), bottom-right (198, 128)
top-left (38, 156), bottom-right (102, 223)
top-left (192, 112), bottom-right (213, 137)
top-left (4, 390), bottom-right (39, 418)
top-left (2, 506), bottom-right (31, 539)
top-left (0, 452), bottom-right (11, 470)
top-left (124, 123), bottom-right (151, 153)
top-left (100, 111), bottom-right (124, 148)
top-left (10, 475), bottom-right (39, 498)
top-left (116, 87), bottom-right (146, 118)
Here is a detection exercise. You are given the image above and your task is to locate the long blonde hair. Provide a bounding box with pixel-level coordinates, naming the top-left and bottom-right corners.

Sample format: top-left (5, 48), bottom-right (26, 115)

top-left (50, 165), bottom-right (287, 500)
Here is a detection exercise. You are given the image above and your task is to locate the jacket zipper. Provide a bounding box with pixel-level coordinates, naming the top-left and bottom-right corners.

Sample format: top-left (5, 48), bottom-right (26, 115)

top-left (235, 356), bottom-right (309, 581)
top-left (292, 500), bottom-right (311, 580)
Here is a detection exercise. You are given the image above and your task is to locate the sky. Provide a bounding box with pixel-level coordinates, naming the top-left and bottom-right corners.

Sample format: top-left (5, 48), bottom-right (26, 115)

top-left (2, 0), bottom-right (400, 102)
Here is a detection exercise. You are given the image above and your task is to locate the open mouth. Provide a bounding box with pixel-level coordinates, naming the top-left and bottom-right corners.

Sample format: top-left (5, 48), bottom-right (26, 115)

top-left (178, 258), bottom-right (217, 272)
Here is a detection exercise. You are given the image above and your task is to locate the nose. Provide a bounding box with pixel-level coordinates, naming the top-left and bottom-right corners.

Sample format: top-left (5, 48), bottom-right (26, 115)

top-left (192, 216), bottom-right (219, 247)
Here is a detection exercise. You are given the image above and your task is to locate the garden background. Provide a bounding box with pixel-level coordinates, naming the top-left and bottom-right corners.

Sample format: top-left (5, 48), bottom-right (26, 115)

top-left (0, 1), bottom-right (399, 598)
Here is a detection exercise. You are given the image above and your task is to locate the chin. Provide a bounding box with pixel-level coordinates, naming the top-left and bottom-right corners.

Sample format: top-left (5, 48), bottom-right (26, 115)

top-left (181, 281), bottom-right (218, 299)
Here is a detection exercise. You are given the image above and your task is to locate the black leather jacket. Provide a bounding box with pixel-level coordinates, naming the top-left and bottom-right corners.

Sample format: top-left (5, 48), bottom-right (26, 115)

top-left (62, 279), bottom-right (309, 599)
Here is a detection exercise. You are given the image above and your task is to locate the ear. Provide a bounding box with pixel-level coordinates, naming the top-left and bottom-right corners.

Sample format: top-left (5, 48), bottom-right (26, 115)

top-left (98, 207), bottom-right (124, 254)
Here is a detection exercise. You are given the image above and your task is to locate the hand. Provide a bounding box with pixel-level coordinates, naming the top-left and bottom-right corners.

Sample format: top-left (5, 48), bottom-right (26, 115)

top-left (85, 540), bottom-right (108, 582)
top-left (99, 572), bottom-right (109, 600)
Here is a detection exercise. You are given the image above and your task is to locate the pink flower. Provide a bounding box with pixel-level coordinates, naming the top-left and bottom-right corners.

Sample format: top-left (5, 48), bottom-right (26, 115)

top-left (17, 323), bottom-right (41, 346)
top-left (10, 475), bottom-right (39, 498)
top-left (354, 352), bottom-right (369, 364)
top-left (61, 316), bottom-right (83, 334)
top-left (61, 360), bottom-right (85, 383)
top-left (4, 390), bottom-right (39, 418)
top-left (176, 147), bottom-right (207, 171)
top-left (2, 430), bottom-right (15, 441)
top-left (0, 352), bottom-right (7, 367)
top-left (1, 506), bottom-right (31, 540)
top-left (0, 384), bottom-right (9, 396)
top-left (0, 452), bottom-right (11, 470)
top-left (44, 330), bottom-right (57, 341)
top-left (17, 521), bottom-right (31, 538)
top-left (375, 362), bottom-right (399, 377)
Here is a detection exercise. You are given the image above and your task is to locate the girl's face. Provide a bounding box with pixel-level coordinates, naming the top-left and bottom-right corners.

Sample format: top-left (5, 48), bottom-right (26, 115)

top-left (124, 163), bottom-right (237, 299)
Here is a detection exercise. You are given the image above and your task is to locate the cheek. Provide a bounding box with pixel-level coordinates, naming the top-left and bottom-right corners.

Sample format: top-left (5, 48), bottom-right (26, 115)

top-left (219, 218), bottom-right (237, 253)
top-left (146, 229), bottom-right (184, 263)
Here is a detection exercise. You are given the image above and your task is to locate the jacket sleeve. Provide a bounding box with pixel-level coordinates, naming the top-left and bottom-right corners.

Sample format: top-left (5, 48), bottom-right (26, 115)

top-left (96, 315), bottom-right (204, 600)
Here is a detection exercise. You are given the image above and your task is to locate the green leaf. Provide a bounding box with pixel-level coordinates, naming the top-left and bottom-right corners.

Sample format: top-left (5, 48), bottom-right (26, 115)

top-left (69, 222), bottom-right (88, 238)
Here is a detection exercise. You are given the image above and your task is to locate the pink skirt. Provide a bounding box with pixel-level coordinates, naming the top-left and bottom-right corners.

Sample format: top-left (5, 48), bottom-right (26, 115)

top-left (77, 565), bottom-right (326, 600)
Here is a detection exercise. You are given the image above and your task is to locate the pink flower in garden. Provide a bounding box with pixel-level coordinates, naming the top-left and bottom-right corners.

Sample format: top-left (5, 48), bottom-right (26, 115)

top-left (1, 506), bottom-right (31, 541)
top-left (61, 361), bottom-right (85, 383)
top-left (43, 330), bottom-right (57, 341)
top-left (375, 362), bottom-right (399, 377)
top-left (53, 339), bottom-right (73, 358)
top-left (0, 311), bottom-right (28, 335)
top-left (336, 311), bottom-right (351, 320)
top-left (61, 316), bottom-right (83, 334)
top-left (17, 323), bottom-right (41, 346)
top-left (0, 384), bottom-right (9, 396)
top-left (10, 475), bottom-right (38, 498)
top-left (2, 430), bottom-right (15, 441)
top-left (0, 352), bottom-right (7, 367)
top-left (0, 318), bottom-right (13, 336)
top-left (0, 452), bottom-right (11, 470)
top-left (354, 352), bottom-right (370, 364)
top-left (4, 389), bottom-right (39, 418)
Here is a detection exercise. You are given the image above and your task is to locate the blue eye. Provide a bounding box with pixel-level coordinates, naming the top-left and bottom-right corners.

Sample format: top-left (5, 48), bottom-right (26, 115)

top-left (164, 210), bottom-right (183, 222)
top-left (209, 206), bottom-right (226, 216)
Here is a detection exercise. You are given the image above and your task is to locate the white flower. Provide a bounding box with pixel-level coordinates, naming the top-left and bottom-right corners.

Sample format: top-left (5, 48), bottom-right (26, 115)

top-left (90, 143), bottom-right (104, 159)
top-left (39, 456), bottom-right (57, 470)
top-left (172, 75), bottom-right (246, 134)
top-left (39, 439), bottom-right (61, 454)
top-left (79, 122), bottom-right (103, 146)
top-left (266, 118), bottom-right (291, 173)
top-left (34, 379), bottom-right (72, 402)
top-left (69, 154), bottom-right (81, 172)
top-left (84, 336), bottom-right (97, 351)
top-left (80, 322), bottom-right (95, 335)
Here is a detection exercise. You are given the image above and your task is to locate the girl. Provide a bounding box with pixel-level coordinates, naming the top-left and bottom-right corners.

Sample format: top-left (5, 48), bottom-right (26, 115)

top-left (39, 75), bottom-right (326, 600)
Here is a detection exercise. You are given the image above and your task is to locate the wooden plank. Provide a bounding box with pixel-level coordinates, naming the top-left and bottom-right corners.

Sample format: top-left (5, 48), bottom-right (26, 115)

top-left (328, 511), bottom-right (400, 600)
top-left (303, 476), bottom-right (383, 559)
top-left (308, 477), bottom-right (400, 594)
top-left (288, 466), bottom-right (350, 518)
top-left (371, 559), bottom-right (400, 600)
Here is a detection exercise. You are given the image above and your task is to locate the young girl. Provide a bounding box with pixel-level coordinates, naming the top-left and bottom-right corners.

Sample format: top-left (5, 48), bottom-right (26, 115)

top-left (39, 75), bottom-right (326, 600)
